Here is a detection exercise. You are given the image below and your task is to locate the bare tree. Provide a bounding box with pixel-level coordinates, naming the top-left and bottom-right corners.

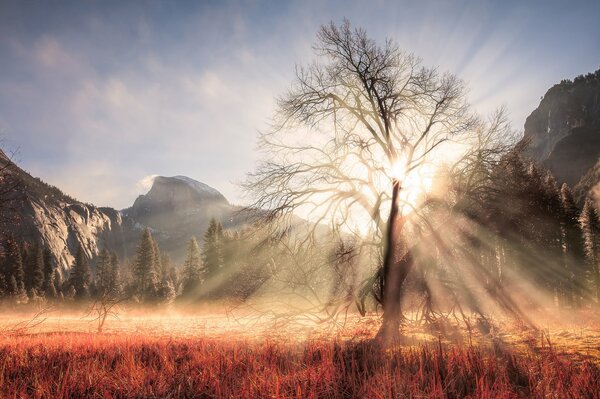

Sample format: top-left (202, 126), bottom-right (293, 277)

top-left (87, 290), bottom-right (128, 333)
top-left (0, 304), bottom-right (55, 336)
top-left (244, 20), bottom-right (512, 341)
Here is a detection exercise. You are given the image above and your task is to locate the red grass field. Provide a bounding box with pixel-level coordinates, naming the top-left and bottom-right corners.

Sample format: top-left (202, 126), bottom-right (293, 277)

top-left (0, 311), bottom-right (599, 398)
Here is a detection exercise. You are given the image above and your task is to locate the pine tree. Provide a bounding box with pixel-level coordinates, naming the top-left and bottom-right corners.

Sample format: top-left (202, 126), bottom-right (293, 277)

top-left (133, 228), bottom-right (160, 300)
top-left (20, 242), bottom-right (30, 283)
top-left (151, 237), bottom-right (162, 276)
top-left (487, 152), bottom-right (531, 280)
top-left (160, 279), bottom-right (176, 303)
top-left (54, 269), bottom-right (64, 300)
top-left (69, 245), bottom-right (91, 299)
top-left (0, 247), bottom-right (7, 296)
top-left (1, 236), bottom-right (25, 297)
top-left (203, 218), bottom-right (224, 277)
top-left (24, 242), bottom-right (45, 296)
top-left (120, 259), bottom-right (134, 294)
top-left (159, 253), bottom-right (171, 283)
top-left (95, 249), bottom-right (112, 296)
top-left (0, 262), bottom-right (5, 296)
top-left (42, 247), bottom-right (57, 299)
top-left (156, 253), bottom-right (177, 301)
top-left (580, 196), bottom-right (600, 304)
top-left (541, 172), bottom-right (565, 305)
top-left (182, 237), bottom-right (203, 297)
top-left (110, 252), bottom-right (122, 295)
top-left (560, 183), bottom-right (585, 306)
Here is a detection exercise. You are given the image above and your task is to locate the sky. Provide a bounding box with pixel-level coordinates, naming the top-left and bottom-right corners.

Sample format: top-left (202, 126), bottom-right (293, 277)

top-left (0, 0), bottom-right (599, 209)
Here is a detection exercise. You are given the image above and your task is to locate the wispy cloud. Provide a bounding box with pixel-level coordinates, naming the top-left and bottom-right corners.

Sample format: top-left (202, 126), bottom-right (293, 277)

top-left (0, 0), bottom-right (598, 208)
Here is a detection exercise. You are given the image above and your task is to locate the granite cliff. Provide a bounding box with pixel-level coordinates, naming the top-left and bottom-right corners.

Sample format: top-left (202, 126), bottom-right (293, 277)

top-left (522, 69), bottom-right (600, 192)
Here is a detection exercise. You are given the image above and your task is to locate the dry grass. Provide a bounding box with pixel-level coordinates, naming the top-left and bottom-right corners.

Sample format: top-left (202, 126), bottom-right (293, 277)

top-left (0, 311), bottom-right (599, 398)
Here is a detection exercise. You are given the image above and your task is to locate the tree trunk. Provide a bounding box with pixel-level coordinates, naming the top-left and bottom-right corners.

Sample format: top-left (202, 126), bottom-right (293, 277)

top-left (375, 179), bottom-right (413, 343)
top-left (595, 265), bottom-right (600, 306)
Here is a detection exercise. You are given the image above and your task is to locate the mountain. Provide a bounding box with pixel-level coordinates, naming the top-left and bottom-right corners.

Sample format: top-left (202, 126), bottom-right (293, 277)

top-left (0, 150), bottom-right (127, 276)
top-left (0, 151), bottom-right (251, 272)
top-left (522, 69), bottom-right (600, 190)
top-left (122, 175), bottom-right (249, 262)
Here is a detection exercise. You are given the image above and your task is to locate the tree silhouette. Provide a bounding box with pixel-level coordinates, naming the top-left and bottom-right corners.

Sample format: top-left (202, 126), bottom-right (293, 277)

top-left (95, 249), bottom-right (113, 296)
top-left (69, 245), bottom-right (91, 299)
top-left (0, 235), bottom-right (24, 297)
top-left (202, 218), bottom-right (224, 278)
top-left (182, 236), bottom-right (203, 298)
top-left (244, 20), bottom-right (509, 341)
top-left (580, 196), bottom-right (600, 304)
top-left (132, 228), bottom-right (160, 301)
top-left (24, 242), bottom-right (44, 296)
top-left (42, 247), bottom-right (57, 299)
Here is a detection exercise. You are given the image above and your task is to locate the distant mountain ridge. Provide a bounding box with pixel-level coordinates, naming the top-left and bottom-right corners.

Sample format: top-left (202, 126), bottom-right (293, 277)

top-left (7, 68), bottom-right (600, 271)
top-left (0, 149), bottom-right (126, 276)
top-left (0, 153), bottom-right (249, 272)
top-left (122, 175), bottom-right (249, 262)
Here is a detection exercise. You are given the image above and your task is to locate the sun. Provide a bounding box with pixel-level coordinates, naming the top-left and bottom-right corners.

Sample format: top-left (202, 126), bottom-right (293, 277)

top-left (390, 160), bottom-right (435, 213)
top-left (391, 161), bottom-right (407, 181)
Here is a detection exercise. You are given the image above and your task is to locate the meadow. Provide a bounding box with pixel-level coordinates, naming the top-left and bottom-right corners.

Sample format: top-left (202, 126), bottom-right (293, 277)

top-left (0, 310), bottom-right (599, 398)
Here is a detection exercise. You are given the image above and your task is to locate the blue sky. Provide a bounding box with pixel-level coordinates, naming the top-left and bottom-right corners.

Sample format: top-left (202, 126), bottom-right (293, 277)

top-left (0, 0), bottom-right (598, 208)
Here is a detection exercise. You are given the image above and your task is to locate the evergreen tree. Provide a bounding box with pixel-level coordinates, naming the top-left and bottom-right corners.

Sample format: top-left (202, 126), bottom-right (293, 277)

top-left (0, 247), bottom-right (7, 296)
top-left (24, 242), bottom-right (45, 296)
top-left (202, 218), bottom-right (224, 277)
top-left (540, 172), bottom-right (566, 304)
top-left (157, 253), bottom-right (177, 300)
top-left (54, 269), bottom-right (63, 298)
top-left (69, 245), bottom-right (91, 299)
top-left (0, 262), bottom-right (5, 296)
top-left (42, 247), bottom-right (57, 298)
top-left (1, 235), bottom-right (25, 297)
top-left (487, 152), bottom-right (531, 279)
top-left (560, 183), bottom-right (585, 306)
top-left (580, 196), bottom-right (600, 304)
top-left (168, 266), bottom-right (179, 293)
top-left (20, 242), bottom-right (30, 282)
top-left (221, 229), bottom-right (238, 272)
top-left (151, 237), bottom-right (162, 277)
top-left (182, 237), bottom-right (203, 297)
top-left (110, 252), bottom-right (122, 295)
top-left (95, 249), bottom-right (112, 296)
top-left (120, 259), bottom-right (134, 294)
top-left (159, 253), bottom-right (171, 283)
top-left (133, 228), bottom-right (160, 300)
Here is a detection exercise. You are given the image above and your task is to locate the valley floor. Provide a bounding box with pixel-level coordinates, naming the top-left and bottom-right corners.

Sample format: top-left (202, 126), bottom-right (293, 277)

top-left (0, 310), bottom-right (599, 398)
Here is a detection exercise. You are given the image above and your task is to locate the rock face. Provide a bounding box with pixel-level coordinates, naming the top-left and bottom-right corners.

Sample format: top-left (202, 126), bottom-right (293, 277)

top-left (122, 176), bottom-right (247, 262)
top-left (0, 151), bottom-right (249, 273)
top-left (543, 126), bottom-right (600, 187)
top-left (0, 150), bottom-right (126, 276)
top-left (522, 69), bottom-right (600, 189)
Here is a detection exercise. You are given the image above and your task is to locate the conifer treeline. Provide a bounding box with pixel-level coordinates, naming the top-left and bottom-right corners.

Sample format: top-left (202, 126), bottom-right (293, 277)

top-left (3, 158), bottom-right (600, 309)
top-left (0, 217), bottom-right (271, 305)
top-left (443, 150), bottom-right (600, 308)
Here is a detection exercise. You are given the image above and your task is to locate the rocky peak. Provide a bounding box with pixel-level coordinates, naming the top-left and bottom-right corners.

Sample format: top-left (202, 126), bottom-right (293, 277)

top-left (144, 176), bottom-right (227, 206)
top-left (522, 69), bottom-right (600, 187)
top-left (124, 176), bottom-right (228, 225)
top-left (0, 154), bottom-right (126, 274)
top-left (121, 176), bottom-right (240, 261)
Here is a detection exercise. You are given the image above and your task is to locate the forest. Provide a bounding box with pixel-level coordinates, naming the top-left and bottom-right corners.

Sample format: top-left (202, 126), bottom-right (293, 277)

top-left (2, 145), bottom-right (600, 318)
